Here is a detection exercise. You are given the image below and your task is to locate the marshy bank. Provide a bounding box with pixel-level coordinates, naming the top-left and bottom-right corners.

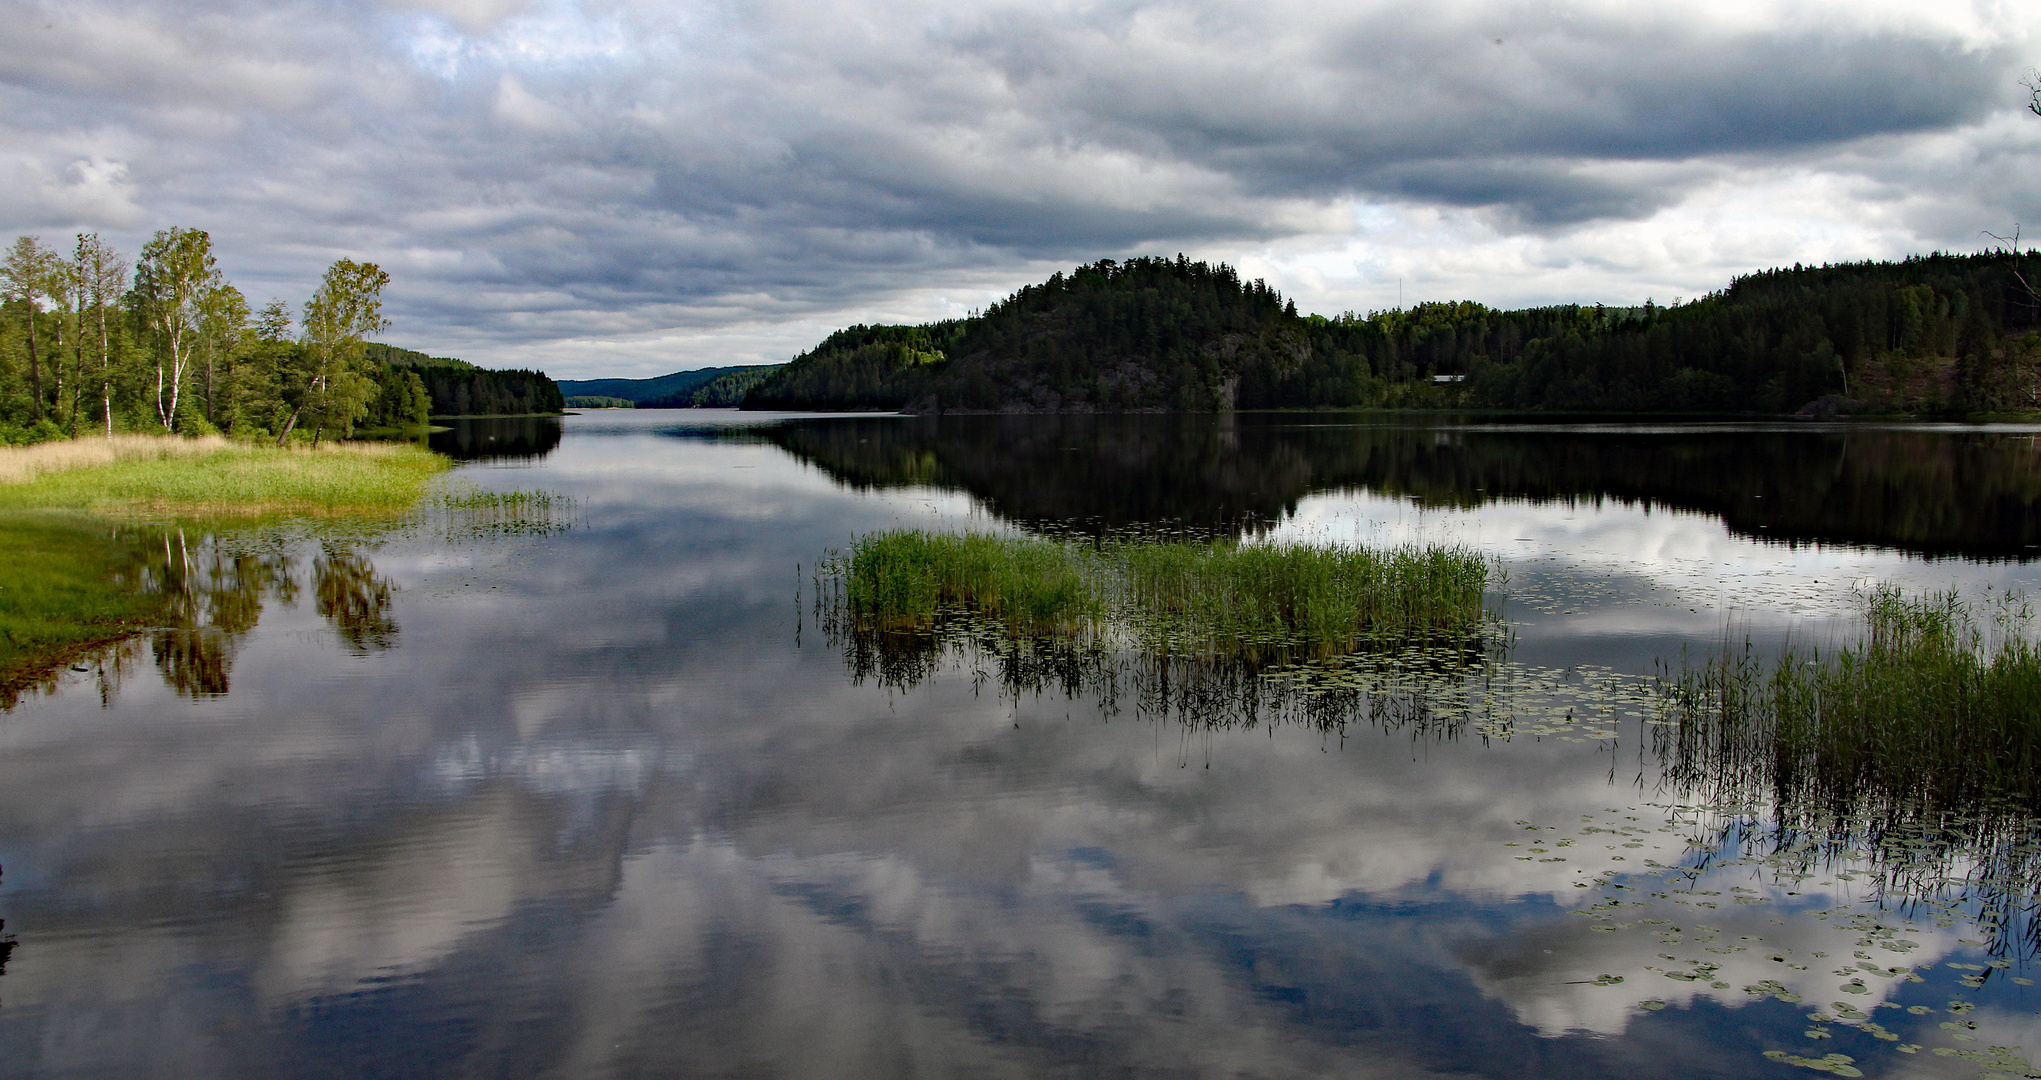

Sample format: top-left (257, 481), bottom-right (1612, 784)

top-left (0, 436), bottom-right (568, 704)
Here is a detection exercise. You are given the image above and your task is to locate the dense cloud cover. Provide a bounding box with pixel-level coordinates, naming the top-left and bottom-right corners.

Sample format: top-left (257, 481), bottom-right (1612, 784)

top-left (2, 0), bottom-right (2038, 376)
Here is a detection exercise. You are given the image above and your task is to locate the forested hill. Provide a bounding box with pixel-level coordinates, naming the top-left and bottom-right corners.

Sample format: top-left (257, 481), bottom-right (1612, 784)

top-left (363, 344), bottom-right (564, 417)
top-left (739, 252), bottom-right (2041, 416)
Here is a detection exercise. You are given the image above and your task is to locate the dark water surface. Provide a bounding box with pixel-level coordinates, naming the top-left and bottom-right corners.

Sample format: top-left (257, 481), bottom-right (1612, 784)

top-left (5, 412), bottom-right (2041, 1079)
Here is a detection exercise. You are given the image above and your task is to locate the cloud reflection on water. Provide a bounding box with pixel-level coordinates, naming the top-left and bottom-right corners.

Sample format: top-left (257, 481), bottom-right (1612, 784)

top-left (0, 413), bottom-right (2036, 1076)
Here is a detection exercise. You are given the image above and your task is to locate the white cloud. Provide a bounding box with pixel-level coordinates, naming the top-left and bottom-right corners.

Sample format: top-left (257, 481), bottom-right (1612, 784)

top-left (1, 0), bottom-right (2037, 376)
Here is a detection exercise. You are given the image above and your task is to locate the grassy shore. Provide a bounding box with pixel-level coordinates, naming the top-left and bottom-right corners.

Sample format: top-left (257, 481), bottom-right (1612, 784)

top-left (0, 435), bottom-right (452, 699)
top-left (0, 435), bottom-right (450, 519)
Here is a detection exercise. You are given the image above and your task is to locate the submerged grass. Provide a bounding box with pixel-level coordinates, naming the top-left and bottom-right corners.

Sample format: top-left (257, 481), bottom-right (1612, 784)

top-left (0, 438), bottom-right (450, 520)
top-left (0, 515), bottom-right (170, 692)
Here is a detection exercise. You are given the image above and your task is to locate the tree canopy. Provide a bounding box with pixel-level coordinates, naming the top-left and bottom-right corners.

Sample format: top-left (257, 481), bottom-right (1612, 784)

top-left (743, 252), bottom-right (2041, 417)
top-left (0, 232), bottom-right (563, 444)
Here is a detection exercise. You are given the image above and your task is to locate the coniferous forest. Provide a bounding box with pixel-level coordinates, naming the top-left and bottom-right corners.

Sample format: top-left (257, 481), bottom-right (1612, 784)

top-left (743, 252), bottom-right (2041, 416)
top-left (0, 229), bottom-right (562, 445)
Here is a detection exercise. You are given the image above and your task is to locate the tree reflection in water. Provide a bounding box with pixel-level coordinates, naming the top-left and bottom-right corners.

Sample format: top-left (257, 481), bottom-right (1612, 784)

top-left (6, 531), bottom-right (401, 705)
top-left (315, 547), bottom-right (398, 654)
top-left (757, 415), bottom-right (2041, 558)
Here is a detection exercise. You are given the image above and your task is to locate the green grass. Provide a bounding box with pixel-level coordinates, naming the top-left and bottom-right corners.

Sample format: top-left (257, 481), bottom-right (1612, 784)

top-left (834, 528), bottom-right (1491, 653)
top-left (1659, 584), bottom-right (2041, 816)
top-left (0, 516), bottom-right (169, 697)
top-left (0, 439), bottom-right (456, 702)
top-left (0, 442), bottom-right (451, 521)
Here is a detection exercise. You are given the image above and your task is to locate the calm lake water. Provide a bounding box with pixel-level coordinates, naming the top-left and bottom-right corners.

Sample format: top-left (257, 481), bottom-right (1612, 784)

top-left (5, 411), bottom-right (2041, 1079)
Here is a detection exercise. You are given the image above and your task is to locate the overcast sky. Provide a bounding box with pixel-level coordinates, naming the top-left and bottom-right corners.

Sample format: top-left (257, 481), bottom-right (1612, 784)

top-left (3, 0), bottom-right (2038, 378)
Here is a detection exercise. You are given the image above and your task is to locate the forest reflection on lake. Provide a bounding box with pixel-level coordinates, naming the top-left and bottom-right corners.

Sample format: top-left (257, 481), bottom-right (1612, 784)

top-left (752, 414), bottom-right (2041, 558)
top-left (5, 411), bottom-right (2041, 1079)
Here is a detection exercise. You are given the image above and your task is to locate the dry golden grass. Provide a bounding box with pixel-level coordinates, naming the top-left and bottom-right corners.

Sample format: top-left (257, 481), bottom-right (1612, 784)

top-left (0, 434), bottom-right (229, 486)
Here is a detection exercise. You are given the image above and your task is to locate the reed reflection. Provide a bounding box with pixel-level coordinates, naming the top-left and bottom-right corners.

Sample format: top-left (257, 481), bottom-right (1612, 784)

top-left (1653, 587), bottom-right (2041, 958)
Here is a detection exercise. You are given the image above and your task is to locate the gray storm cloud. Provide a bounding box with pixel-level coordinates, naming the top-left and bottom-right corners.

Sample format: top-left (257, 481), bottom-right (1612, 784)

top-left (1, 0), bottom-right (2036, 375)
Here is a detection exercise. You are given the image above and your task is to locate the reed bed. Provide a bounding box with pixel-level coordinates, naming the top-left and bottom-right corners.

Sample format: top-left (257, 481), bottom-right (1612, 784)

top-left (1659, 584), bottom-right (2041, 818)
top-left (0, 434), bottom-right (229, 486)
top-left (822, 529), bottom-right (1502, 736)
top-left (422, 481), bottom-right (575, 537)
top-left (834, 528), bottom-right (1491, 653)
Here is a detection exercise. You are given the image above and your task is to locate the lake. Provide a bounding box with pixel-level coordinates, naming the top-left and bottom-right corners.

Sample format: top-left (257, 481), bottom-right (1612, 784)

top-left (4, 410), bottom-right (2041, 1079)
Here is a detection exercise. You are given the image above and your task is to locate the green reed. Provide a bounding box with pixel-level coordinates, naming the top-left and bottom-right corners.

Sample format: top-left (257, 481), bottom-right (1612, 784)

top-left (423, 481), bottom-right (574, 538)
top-left (834, 529), bottom-right (1491, 652)
top-left (1660, 584), bottom-right (2041, 818)
top-left (823, 530), bottom-right (1503, 739)
top-left (840, 530), bottom-right (1107, 637)
top-left (1117, 539), bottom-right (1491, 655)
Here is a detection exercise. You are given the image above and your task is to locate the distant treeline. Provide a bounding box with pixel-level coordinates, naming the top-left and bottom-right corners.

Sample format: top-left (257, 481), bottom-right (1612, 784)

top-left (362, 344), bottom-right (563, 418)
top-left (1, 228), bottom-right (561, 445)
top-left (558, 363), bottom-right (782, 409)
top-left (742, 252), bottom-right (2041, 416)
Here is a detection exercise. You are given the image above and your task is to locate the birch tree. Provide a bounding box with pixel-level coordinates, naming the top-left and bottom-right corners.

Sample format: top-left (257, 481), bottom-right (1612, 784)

top-left (74, 234), bottom-right (127, 437)
top-left (132, 227), bottom-right (220, 432)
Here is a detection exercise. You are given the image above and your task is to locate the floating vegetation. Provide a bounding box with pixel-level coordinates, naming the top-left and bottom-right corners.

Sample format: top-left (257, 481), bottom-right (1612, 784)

top-left (1489, 587), bottom-right (2041, 1080)
top-left (422, 480), bottom-right (575, 538)
top-left (1647, 586), bottom-right (2041, 955)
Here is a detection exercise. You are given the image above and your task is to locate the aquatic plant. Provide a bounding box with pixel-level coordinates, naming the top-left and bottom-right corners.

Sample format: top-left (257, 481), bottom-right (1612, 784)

top-left (822, 529), bottom-right (1512, 737)
top-left (1652, 585), bottom-right (2041, 959)
top-left (423, 480), bottom-right (574, 538)
top-left (1660, 585), bottom-right (2041, 819)
top-left (834, 528), bottom-right (1490, 651)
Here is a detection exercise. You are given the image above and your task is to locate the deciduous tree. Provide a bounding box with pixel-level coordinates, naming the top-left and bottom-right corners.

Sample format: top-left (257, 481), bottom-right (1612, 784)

top-left (279, 260), bottom-right (389, 445)
top-left (131, 228), bottom-right (221, 432)
top-left (73, 234), bottom-right (126, 437)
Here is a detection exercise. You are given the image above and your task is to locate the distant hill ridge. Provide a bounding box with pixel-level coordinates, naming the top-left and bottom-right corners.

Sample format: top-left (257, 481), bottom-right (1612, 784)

top-left (739, 252), bottom-right (2041, 416)
top-left (558, 365), bottom-right (782, 408)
